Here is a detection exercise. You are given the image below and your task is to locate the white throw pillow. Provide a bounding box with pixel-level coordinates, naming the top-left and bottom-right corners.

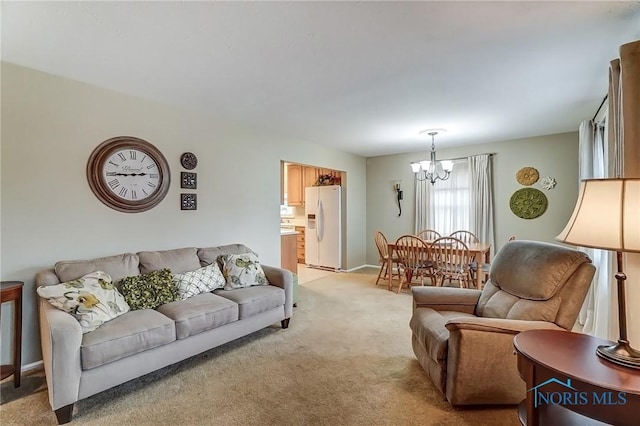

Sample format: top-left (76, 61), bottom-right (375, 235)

top-left (37, 271), bottom-right (130, 333)
top-left (219, 253), bottom-right (268, 290)
top-left (173, 263), bottom-right (226, 300)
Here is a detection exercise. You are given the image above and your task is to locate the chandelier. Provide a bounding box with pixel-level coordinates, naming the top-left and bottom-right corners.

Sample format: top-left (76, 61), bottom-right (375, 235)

top-left (410, 129), bottom-right (453, 184)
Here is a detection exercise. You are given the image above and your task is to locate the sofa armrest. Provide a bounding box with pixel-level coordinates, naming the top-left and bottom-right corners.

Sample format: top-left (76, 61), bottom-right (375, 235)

top-left (412, 287), bottom-right (481, 314)
top-left (35, 269), bottom-right (61, 286)
top-left (38, 299), bottom-right (83, 410)
top-left (445, 317), bottom-right (564, 334)
top-left (262, 264), bottom-right (293, 319)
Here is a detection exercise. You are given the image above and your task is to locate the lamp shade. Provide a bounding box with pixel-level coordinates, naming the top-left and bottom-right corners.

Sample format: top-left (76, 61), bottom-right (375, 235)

top-left (556, 178), bottom-right (640, 253)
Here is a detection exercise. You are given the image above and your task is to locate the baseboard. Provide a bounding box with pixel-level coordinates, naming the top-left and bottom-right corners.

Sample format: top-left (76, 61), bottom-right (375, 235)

top-left (21, 360), bottom-right (44, 374)
top-left (344, 264), bottom-right (379, 272)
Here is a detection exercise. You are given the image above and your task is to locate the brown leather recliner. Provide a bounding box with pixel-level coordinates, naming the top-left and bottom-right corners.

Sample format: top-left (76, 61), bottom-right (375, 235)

top-left (409, 240), bottom-right (595, 405)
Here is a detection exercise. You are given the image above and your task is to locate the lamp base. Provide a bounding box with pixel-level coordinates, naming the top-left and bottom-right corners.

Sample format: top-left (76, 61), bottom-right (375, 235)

top-left (596, 340), bottom-right (640, 369)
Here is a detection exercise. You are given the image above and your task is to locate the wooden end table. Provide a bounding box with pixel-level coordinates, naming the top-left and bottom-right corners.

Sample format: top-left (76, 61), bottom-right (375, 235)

top-left (514, 329), bottom-right (640, 426)
top-left (1, 281), bottom-right (23, 387)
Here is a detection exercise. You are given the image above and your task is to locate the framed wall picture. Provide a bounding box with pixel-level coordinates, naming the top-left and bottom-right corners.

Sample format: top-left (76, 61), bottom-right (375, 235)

top-left (181, 172), bottom-right (197, 189)
top-left (181, 193), bottom-right (197, 210)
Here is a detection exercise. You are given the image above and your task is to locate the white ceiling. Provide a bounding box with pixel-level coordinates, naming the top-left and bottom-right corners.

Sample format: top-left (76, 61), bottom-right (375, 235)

top-left (2, 1), bottom-right (639, 157)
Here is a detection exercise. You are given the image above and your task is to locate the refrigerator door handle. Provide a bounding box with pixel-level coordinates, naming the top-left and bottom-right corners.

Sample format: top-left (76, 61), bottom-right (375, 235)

top-left (317, 199), bottom-right (323, 241)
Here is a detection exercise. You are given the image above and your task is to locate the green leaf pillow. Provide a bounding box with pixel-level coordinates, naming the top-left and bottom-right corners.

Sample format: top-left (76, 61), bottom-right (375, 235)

top-left (118, 268), bottom-right (177, 310)
top-left (37, 271), bottom-right (130, 333)
top-left (219, 253), bottom-right (268, 290)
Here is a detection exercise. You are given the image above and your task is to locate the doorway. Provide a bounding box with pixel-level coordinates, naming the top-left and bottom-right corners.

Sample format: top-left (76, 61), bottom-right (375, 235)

top-left (279, 161), bottom-right (346, 273)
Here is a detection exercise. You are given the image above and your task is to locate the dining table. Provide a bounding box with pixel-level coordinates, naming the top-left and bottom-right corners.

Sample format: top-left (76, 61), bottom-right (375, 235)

top-left (387, 240), bottom-right (491, 291)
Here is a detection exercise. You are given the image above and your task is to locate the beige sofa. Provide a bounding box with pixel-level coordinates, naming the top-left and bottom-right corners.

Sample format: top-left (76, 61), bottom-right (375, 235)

top-left (35, 243), bottom-right (293, 424)
top-left (409, 240), bottom-right (595, 405)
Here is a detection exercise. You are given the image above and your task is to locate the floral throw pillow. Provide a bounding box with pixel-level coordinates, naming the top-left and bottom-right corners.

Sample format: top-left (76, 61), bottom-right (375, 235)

top-left (37, 271), bottom-right (130, 333)
top-left (174, 263), bottom-right (226, 300)
top-left (118, 268), bottom-right (177, 310)
top-left (219, 253), bottom-right (268, 290)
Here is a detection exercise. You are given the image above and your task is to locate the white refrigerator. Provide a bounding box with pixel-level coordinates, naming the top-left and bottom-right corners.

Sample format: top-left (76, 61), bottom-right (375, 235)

top-left (305, 185), bottom-right (342, 270)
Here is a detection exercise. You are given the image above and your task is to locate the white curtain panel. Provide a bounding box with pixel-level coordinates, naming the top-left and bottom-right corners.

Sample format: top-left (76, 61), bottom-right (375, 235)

top-left (414, 177), bottom-right (431, 234)
top-left (428, 161), bottom-right (470, 235)
top-left (577, 119), bottom-right (616, 340)
top-left (468, 154), bottom-right (495, 251)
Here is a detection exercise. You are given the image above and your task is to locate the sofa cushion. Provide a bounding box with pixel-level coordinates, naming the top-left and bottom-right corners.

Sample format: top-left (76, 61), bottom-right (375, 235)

top-left (214, 285), bottom-right (284, 319)
top-left (37, 271), bottom-right (130, 333)
top-left (173, 263), bottom-right (226, 300)
top-left (197, 244), bottom-right (255, 267)
top-left (410, 308), bottom-right (476, 362)
top-left (157, 292), bottom-right (239, 339)
top-left (55, 253), bottom-right (140, 283)
top-left (220, 253), bottom-right (268, 290)
top-left (81, 309), bottom-right (176, 370)
top-left (118, 269), bottom-right (178, 310)
top-left (138, 247), bottom-right (201, 274)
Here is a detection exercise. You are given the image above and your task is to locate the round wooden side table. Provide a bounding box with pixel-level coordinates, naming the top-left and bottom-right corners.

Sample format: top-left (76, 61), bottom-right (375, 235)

top-left (1, 281), bottom-right (23, 388)
top-left (514, 329), bottom-right (640, 426)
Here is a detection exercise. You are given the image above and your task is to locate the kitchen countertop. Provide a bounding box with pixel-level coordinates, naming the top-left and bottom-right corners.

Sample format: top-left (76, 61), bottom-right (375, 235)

top-left (280, 218), bottom-right (306, 227)
top-left (280, 229), bottom-right (299, 236)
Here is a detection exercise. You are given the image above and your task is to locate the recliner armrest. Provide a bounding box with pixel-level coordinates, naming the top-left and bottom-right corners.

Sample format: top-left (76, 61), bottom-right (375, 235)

top-left (445, 317), bottom-right (564, 334)
top-left (412, 287), bottom-right (481, 314)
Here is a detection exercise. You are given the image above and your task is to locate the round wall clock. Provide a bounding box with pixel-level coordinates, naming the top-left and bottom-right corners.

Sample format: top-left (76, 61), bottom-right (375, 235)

top-left (87, 136), bottom-right (171, 213)
top-left (509, 188), bottom-right (548, 219)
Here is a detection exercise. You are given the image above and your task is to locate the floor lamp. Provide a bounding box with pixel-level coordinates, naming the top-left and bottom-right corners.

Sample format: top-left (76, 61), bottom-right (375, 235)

top-left (556, 178), bottom-right (640, 369)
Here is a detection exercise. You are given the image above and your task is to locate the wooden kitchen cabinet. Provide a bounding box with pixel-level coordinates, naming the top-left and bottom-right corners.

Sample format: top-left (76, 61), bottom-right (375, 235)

top-left (295, 226), bottom-right (306, 263)
top-left (286, 164), bottom-right (303, 206)
top-left (287, 164), bottom-right (341, 207)
top-left (303, 166), bottom-right (318, 189)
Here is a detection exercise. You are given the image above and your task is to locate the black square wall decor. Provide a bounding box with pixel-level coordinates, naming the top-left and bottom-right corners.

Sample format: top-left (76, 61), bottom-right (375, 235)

top-left (181, 172), bottom-right (197, 189)
top-left (181, 193), bottom-right (197, 210)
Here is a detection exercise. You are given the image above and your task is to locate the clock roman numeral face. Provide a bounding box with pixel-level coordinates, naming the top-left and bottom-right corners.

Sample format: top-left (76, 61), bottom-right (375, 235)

top-left (102, 149), bottom-right (160, 201)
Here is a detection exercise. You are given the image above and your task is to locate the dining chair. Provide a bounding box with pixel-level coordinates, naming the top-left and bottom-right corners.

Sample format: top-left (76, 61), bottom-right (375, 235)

top-left (374, 231), bottom-right (400, 286)
top-left (449, 230), bottom-right (479, 245)
top-left (393, 235), bottom-right (435, 294)
top-left (431, 236), bottom-right (474, 288)
top-left (450, 230), bottom-right (490, 285)
top-left (416, 229), bottom-right (441, 242)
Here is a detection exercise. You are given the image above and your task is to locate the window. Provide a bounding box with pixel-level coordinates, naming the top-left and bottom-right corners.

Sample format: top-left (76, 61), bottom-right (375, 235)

top-left (430, 161), bottom-right (470, 234)
top-left (430, 161), bottom-right (469, 234)
top-left (280, 194), bottom-right (295, 217)
top-left (415, 160), bottom-right (470, 235)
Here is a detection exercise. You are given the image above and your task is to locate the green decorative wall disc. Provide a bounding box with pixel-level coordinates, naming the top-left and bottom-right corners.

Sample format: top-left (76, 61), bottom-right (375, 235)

top-left (509, 188), bottom-right (548, 219)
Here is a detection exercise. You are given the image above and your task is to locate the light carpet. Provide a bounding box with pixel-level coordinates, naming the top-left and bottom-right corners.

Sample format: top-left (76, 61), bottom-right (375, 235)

top-left (0, 269), bottom-right (519, 425)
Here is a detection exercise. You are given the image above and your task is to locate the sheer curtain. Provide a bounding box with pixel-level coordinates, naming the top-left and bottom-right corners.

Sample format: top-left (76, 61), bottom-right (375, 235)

top-left (414, 176), bottom-right (431, 234)
top-left (576, 117), bottom-right (618, 339)
top-left (468, 154), bottom-right (495, 250)
top-left (414, 160), bottom-right (469, 235)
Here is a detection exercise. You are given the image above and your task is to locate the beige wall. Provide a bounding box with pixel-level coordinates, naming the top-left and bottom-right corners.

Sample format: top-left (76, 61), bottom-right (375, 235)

top-left (365, 132), bottom-right (580, 265)
top-left (0, 62), bottom-right (367, 366)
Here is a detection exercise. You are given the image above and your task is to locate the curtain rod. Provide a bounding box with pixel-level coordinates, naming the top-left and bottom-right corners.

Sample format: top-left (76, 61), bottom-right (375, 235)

top-left (444, 153), bottom-right (497, 162)
top-left (592, 94), bottom-right (608, 122)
